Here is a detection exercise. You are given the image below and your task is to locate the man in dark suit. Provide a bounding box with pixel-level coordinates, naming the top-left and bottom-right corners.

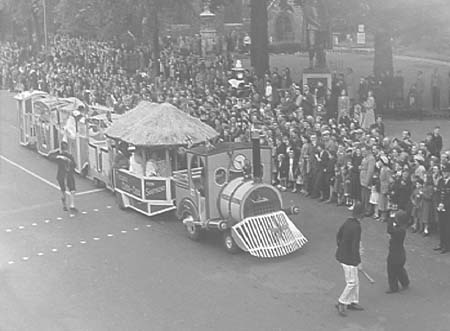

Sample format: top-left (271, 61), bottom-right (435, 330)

top-left (335, 202), bottom-right (365, 317)
top-left (435, 164), bottom-right (450, 253)
top-left (386, 210), bottom-right (410, 293)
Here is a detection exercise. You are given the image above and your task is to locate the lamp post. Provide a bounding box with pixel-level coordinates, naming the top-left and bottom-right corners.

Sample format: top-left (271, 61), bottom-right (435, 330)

top-left (42, 0), bottom-right (48, 50)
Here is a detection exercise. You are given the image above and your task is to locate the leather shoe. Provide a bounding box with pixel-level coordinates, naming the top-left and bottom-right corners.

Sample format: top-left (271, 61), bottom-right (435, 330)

top-left (335, 303), bottom-right (347, 317)
top-left (347, 303), bottom-right (364, 311)
top-left (385, 290), bottom-right (398, 294)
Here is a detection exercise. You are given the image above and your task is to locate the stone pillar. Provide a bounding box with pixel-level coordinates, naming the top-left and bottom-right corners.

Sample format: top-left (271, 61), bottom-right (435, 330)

top-left (200, 7), bottom-right (217, 56)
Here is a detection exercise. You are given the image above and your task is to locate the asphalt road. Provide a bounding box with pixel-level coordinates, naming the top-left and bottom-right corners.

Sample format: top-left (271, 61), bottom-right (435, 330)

top-left (1, 90), bottom-right (450, 331)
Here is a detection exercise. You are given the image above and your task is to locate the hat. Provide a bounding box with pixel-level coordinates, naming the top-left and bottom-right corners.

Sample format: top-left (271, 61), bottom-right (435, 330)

top-left (352, 202), bottom-right (365, 219)
top-left (414, 155), bottom-right (425, 163)
top-left (442, 163), bottom-right (450, 173)
top-left (395, 210), bottom-right (409, 226)
top-left (380, 155), bottom-right (389, 165)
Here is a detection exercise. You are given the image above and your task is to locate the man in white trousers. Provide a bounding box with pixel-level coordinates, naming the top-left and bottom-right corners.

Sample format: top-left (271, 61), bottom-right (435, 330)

top-left (335, 202), bottom-right (365, 317)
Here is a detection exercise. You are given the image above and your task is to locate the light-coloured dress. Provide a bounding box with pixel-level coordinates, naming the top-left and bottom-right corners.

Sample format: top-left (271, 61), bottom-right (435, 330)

top-left (361, 96), bottom-right (376, 130)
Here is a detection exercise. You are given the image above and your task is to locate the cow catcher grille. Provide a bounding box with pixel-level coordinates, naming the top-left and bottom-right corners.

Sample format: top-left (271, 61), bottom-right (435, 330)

top-left (231, 211), bottom-right (308, 258)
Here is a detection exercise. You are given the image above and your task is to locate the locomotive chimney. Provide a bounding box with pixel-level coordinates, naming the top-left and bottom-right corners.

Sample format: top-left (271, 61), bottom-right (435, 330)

top-left (251, 130), bottom-right (262, 181)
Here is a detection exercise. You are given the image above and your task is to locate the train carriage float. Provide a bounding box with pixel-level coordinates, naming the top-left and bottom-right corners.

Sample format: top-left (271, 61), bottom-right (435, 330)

top-left (105, 101), bottom-right (219, 216)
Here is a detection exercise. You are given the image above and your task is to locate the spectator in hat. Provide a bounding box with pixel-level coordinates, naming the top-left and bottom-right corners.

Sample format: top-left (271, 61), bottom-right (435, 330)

top-left (385, 210), bottom-right (410, 293)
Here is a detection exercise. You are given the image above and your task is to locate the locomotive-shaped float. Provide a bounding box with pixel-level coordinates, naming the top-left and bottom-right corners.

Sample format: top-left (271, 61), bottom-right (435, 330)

top-left (173, 133), bottom-right (308, 258)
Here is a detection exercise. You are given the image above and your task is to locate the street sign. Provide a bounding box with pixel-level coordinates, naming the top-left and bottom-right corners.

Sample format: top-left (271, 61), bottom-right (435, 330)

top-left (357, 33), bottom-right (366, 45)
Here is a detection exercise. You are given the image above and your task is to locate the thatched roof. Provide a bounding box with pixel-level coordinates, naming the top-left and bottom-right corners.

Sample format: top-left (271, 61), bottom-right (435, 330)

top-left (105, 101), bottom-right (219, 147)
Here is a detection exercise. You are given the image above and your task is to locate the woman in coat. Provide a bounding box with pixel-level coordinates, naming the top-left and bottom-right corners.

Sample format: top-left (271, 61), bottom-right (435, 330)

top-left (421, 174), bottom-right (434, 236)
top-left (349, 148), bottom-right (363, 209)
top-left (378, 156), bottom-right (393, 221)
top-left (361, 90), bottom-right (376, 130)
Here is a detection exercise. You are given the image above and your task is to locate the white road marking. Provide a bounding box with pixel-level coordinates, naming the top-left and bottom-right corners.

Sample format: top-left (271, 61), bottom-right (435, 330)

top-left (134, 227), bottom-right (139, 231)
top-left (93, 208), bottom-right (99, 212)
top-left (5, 229), bottom-right (12, 233)
top-left (107, 234), bottom-right (114, 237)
top-left (21, 257), bottom-right (29, 261)
top-left (37, 252), bottom-right (44, 256)
top-left (18, 226), bottom-right (24, 230)
top-left (80, 240), bottom-right (87, 244)
top-left (57, 217), bottom-right (63, 220)
top-left (76, 188), bottom-right (105, 196)
top-left (31, 223), bottom-right (37, 226)
top-left (82, 211), bottom-right (87, 214)
top-left (93, 237), bottom-right (100, 241)
top-left (106, 205), bottom-right (112, 209)
top-left (0, 155), bottom-right (59, 190)
top-left (44, 219), bottom-right (50, 223)
top-left (146, 224), bottom-right (152, 228)
top-left (69, 214), bottom-right (75, 218)
top-left (121, 230), bottom-right (127, 234)
top-left (66, 244), bottom-right (72, 248)
top-left (51, 248), bottom-right (58, 252)
top-left (8, 261), bottom-right (14, 265)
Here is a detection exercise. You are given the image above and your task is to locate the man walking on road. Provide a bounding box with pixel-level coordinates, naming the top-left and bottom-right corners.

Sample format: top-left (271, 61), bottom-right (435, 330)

top-left (51, 141), bottom-right (77, 212)
top-left (386, 210), bottom-right (410, 293)
top-left (335, 202), bottom-right (365, 317)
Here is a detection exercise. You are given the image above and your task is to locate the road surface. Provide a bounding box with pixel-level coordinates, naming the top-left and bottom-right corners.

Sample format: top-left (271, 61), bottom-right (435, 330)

top-left (0, 91), bottom-right (449, 331)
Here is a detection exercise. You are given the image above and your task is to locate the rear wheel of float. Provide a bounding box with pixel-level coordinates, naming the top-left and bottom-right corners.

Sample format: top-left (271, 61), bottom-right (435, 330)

top-left (184, 214), bottom-right (201, 241)
top-left (115, 192), bottom-right (126, 210)
top-left (223, 230), bottom-right (240, 254)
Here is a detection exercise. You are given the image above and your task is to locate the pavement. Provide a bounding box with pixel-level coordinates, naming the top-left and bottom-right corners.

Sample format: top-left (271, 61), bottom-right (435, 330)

top-left (1, 90), bottom-right (450, 331)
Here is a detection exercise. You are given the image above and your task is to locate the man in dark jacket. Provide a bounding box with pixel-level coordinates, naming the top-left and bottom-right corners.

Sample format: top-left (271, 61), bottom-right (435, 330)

top-left (335, 202), bottom-right (365, 317)
top-left (386, 210), bottom-right (410, 293)
top-left (50, 141), bottom-right (77, 211)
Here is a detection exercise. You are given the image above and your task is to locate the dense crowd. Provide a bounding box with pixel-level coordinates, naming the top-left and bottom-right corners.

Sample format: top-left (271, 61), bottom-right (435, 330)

top-left (1, 36), bottom-right (449, 252)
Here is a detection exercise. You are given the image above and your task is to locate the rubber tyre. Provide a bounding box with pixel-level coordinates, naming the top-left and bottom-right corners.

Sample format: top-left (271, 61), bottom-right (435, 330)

top-left (223, 230), bottom-right (240, 254)
top-left (184, 215), bottom-right (201, 241)
top-left (115, 192), bottom-right (126, 210)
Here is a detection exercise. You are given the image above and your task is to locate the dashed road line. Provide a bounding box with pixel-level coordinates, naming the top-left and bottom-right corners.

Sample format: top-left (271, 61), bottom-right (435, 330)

top-left (21, 257), bottom-right (29, 261)
top-left (51, 248), bottom-right (58, 253)
top-left (80, 240), bottom-right (87, 244)
top-left (93, 237), bottom-right (100, 241)
top-left (37, 252), bottom-right (44, 256)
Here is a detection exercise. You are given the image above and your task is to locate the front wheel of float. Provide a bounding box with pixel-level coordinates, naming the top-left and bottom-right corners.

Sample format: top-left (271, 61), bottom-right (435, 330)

top-left (184, 214), bottom-right (201, 241)
top-left (223, 230), bottom-right (240, 254)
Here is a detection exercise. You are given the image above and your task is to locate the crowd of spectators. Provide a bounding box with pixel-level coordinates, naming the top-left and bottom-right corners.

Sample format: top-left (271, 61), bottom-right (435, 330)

top-left (1, 35), bottom-right (449, 251)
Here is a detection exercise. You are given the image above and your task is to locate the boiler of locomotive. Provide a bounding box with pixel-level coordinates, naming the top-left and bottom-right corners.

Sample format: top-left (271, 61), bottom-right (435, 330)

top-left (219, 177), bottom-right (283, 224)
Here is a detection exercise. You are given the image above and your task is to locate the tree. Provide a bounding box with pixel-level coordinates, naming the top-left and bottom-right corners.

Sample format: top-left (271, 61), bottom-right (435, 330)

top-left (250, 0), bottom-right (269, 78)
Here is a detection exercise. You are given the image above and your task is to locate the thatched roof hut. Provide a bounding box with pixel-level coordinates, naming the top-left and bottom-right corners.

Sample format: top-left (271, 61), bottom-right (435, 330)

top-left (105, 101), bottom-right (218, 147)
